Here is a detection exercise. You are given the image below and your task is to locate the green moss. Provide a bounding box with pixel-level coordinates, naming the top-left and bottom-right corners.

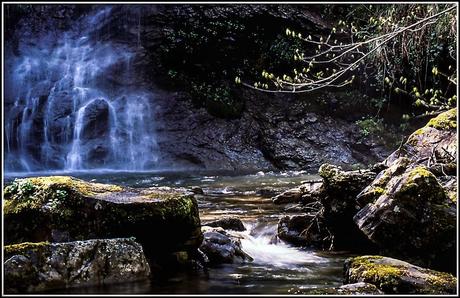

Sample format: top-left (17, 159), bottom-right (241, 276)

top-left (27, 176), bottom-right (122, 196)
top-left (407, 166), bottom-right (434, 181)
top-left (349, 256), bottom-right (457, 294)
top-left (318, 164), bottom-right (340, 180)
top-left (413, 128), bottom-right (425, 135)
top-left (4, 176), bottom-right (123, 215)
top-left (4, 241), bottom-right (50, 256)
top-left (399, 166), bottom-right (446, 204)
top-left (373, 187), bottom-right (385, 196)
top-left (349, 256), bottom-right (403, 290)
top-left (425, 271), bottom-right (457, 290)
top-left (447, 191), bottom-right (457, 203)
top-left (426, 108), bottom-right (457, 130)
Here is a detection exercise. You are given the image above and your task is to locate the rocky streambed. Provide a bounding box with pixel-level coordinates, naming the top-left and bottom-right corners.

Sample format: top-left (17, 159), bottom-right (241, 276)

top-left (3, 109), bottom-right (458, 294)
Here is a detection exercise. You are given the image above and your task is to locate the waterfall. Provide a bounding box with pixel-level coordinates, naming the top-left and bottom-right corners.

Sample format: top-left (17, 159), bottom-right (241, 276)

top-left (5, 6), bottom-right (159, 173)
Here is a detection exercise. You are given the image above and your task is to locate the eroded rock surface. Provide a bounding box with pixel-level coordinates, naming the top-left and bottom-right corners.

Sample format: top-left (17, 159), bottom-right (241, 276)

top-left (4, 238), bottom-right (151, 293)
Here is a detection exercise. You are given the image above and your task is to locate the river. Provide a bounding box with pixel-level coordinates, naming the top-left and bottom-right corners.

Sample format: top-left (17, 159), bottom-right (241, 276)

top-left (6, 170), bottom-right (353, 294)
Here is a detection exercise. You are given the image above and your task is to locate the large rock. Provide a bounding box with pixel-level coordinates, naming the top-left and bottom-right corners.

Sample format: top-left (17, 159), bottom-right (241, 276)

top-left (344, 256), bottom-right (457, 294)
top-left (277, 214), bottom-right (332, 249)
top-left (354, 165), bottom-right (456, 272)
top-left (272, 181), bottom-right (322, 205)
top-left (4, 238), bottom-right (151, 293)
top-left (384, 108), bottom-right (457, 169)
top-left (199, 226), bottom-right (252, 264)
top-left (275, 165), bottom-right (378, 250)
top-left (4, 176), bottom-right (203, 257)
top-left (353, 109), bottom-right (457, 272)
top-left (317, 164), bottom-right (378, 250)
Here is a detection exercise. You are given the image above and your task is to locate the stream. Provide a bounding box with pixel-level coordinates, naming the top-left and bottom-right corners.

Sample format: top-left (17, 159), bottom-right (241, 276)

top-left (6, 170), bottom-right (353, 294)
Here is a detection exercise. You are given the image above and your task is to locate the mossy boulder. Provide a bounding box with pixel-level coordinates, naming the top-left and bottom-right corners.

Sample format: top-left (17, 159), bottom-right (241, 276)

top-left (317, 164), bottom-right (378, 250)
top-left (344, 256), bottom-right (457, 294)
top-left (4, 238), bottom-right (150, 293)
top-left (426, 108), bottom-right (457, 130)
top-left (354, 164), bottom-right (456, 272)
top-left (356, 157), bottom-right (410, 206)
top-left (353, 109), bottom-right (457, 272)
top-left (385, 108), bottom-right (457, 169)
top-left (4, 176), bottom-right (203, 257)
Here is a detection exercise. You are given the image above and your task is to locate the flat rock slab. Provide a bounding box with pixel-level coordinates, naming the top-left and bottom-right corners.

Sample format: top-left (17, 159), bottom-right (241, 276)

top-left (4, 176), bottom-right (202, 255)
top-left (4, 238), bottom-right (151, 293)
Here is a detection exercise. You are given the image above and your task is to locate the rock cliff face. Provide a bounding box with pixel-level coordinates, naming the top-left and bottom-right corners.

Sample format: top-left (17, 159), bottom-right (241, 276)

top-left (5, 4), bottom-right (394, 173)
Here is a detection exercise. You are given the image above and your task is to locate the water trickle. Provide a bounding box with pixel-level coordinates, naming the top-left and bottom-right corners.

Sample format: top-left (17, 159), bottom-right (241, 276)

top-left (235, 222), bottom-right (327, 269)
top-left (5, 7), bottom-right (158, 173)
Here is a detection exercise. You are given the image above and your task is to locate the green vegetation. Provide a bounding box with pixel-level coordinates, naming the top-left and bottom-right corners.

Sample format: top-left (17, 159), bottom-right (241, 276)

top-left (157, 13), bottom-right (308, 118)
top-left (241, 4), bottom-right (456, 121)
top-left (355, 117), bottom-right (384, 137)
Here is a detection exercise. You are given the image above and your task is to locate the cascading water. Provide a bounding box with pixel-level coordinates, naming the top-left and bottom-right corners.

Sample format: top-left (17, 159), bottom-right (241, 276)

top-left (36, 170), bottom-right (346, 294)
top-left (4, 6), bottom-right (158, 173)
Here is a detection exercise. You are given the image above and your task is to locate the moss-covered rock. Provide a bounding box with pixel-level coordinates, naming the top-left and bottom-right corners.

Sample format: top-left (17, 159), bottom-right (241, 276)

top-left (385, 108), bottom-right (457, 168)
top-left (354, 163), bottom-right (455, 272)
top-left (4, 176), bottom-right (202, 257)
top-left (317, 164), bottom-right (378, 250)
top-left (426, 108), bottom-right (457, 130)
top-left (353, 109), bottom-right (457, 272)
top-left (344, 256), bottom-right (457, 294)
top-left (4, 238), bottom-right (151, 293)
top-left (356, 157), bottom-right (410, 206)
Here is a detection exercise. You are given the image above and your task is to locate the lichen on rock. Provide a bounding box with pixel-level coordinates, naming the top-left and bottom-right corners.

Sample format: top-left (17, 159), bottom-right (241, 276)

top-left (344, 255), bottom-right (457, 294)
top-left (4, 176), bottom-right (203, 257)
top-left (426, 108), bottom-right (457, 130)
top-left (4, 238), bottom-right (151, 293)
